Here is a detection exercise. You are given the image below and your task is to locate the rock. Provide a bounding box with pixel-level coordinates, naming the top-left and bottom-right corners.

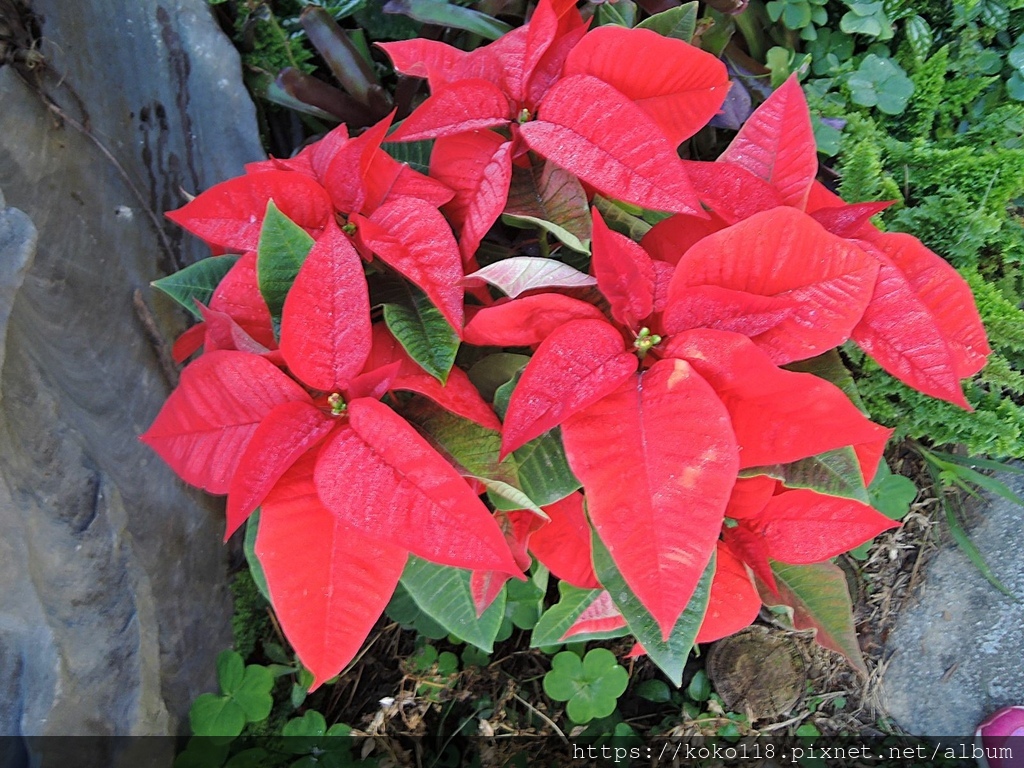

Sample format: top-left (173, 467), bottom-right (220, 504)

top-left (0, 0), bottom-right (264, 736)
top-left (881, 470), bottom-right (1024, 736)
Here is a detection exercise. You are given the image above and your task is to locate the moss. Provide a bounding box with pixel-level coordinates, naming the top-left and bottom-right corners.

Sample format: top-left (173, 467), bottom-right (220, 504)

top-left (230, 568), bottom-right (271, 660)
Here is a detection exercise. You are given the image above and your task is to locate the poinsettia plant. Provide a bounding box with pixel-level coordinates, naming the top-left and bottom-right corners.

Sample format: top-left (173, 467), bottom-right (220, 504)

top-left (143, 0), bottom-right (989, 689)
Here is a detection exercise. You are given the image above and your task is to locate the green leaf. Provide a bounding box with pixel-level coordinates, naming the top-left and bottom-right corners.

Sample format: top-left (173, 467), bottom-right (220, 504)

top-left (467, 353), bottom-right (532, 402)
top-left (868, 464), bottom-right (918, 520)
top-left (634, 679), bottom-right (672, 703)
top-left (282, 710), bottom-right (327, 738)
top-left (233, 665), bottom-right (275, 722)
top-left (543, 649), bottom-right (628, 723)
top-left (687, 669), bottom-right (711, 702)
top-left (216, 650), bottom-right (245, 695)
top-left (636, 2), bottom-right (699, 41)
top-left (744, 447), bottom-right (870, 503)
top-left (493, 371), bottom-right (581, 507)
top-left (759, 560), bottom-right (867, 674)
top-left (152, 255), bottom-right (240, 319)
top-left (504, 159), bottom-right (592, 253)
top-left (531, 583), bottom-right (608, 647)
top-left (385, 583), bottom-right (450, 639)
top-left (481, 477), bottom-right (548, 517)
top-left (383, 286), bottom-right (459, 383)
top-left (384, 0), bottom-right (512, 40)
top-left (401, 397), bottom-right (511, 480)
top-left (592, 534), bottom-right (713, 686)
top-left (904, 15), bottom-right (933, 61)
top-left (400, 556), bottom-right (507, 652)
top-left (256, 200), bottom-right (315, 320)
top-left (381, 139), bottom-right (433, 175)
top-left (506, 573), bottom-right (547, 630)
top-left (590, 196), bottom-right (651, 241)
top-left (1007, 72), bottom-right (1024, 101)
top-left (243, 511), bottom-right (272, 604)
top-left (501, 214), bottom-right (591, 254)
top-left (846, 54), bottom-right (914, 115)
top-left (595, 0), bottom-right (637, 27)
top-left (189, 693), bottom-right (246, 738)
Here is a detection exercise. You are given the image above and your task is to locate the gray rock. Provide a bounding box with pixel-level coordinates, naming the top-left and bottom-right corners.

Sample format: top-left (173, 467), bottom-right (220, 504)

top-left (0, 0), bottom-right (265, 736)
top-left (881, 471), bottom-right (1024, 736)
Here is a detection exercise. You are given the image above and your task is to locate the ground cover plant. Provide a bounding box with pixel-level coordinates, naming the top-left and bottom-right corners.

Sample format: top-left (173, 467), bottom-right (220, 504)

top-left (152, 0), bottom-right (1018, 761)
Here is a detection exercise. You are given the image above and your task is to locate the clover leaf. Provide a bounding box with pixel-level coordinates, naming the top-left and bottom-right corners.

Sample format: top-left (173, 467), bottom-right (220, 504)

top-left (188, 650), bottom-right (275, 738)
top-left (282, 710), bottom-right (357, 767)
top-left (543, 649), bottom-right (629, 723)
top-left (839, 2), bottom-right (893, 40)
top-left (846, 54), bottom-right (914, 114)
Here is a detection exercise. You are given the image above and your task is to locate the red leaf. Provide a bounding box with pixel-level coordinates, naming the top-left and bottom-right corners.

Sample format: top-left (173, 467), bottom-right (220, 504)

top-left (662, 284), bottom-right (796, 339)
top-left (209, 252), bottom-right (276, 349)
top-left (561, 360), bottom-right (739, 639)
top-left (680, 160), bottom-right (783, 224)
top-left (378, 39), bottom-right (468, 89)
top-left (365, 322), bottom-right (500, 429)
top-left (523, 10), bottom-right (588, 106)
top-left (560, 591), bottom-right (628, 640)
top-left (721, 525), bottom-right (776, 595)
top-left (356, 197), bottom-right (464, 331)
top-left (257, 449), bottom-right (408, 689)
top-left (590, 208), bottom-right (655, 328)
top-left (695, 542), bottom-right (760, 644)
top-left (664, 329), bottom-right (889, 468)
top-left (501, 319), bottom-right (637, 457)
top-left (140, 351), bottom-right (310, 493)
top-left (665, 208), bottom-right (879, 364)
top-left (385, 165), bottom-right (455, 210)
top-left (860, 232), bottom-right (990, 380)
top-left (853, 426), bottom-right (894, 485)
top-left (640, 212), bottom-right (727, 266)
top-left (529, 492), bottom-right (600, 589)
top-left (755, 488), bottom-right (899, 563)
top-left (314, 398), bottom-right (520, 574)
top-left (398, 366), bottom-right (503, 431)
top-left (522, 75), bottom-right (703, 215)
top-left (320, 113), bottom-right (392, 214)
top-left (165, 171), bottom-right (333, 251)
top-left (430, 131), bottom-right (514, 262)
top-left (810, 201), bottom-right (893, 238)
top-left (387, 79), bottom-right (511, 142)
top-left (279, 223), bottom-right (372, 392)
top-left (718, 76), bottom-right (817, 209)
top-left (172, 323), bottom-right (206, 363)
top-left (225, 401), bottom-right (337, 538)
top-left (471, 510), bottom-right (542, 615)
top-left (463, 293), bottom-right (605, 347)
top-left (651, 260), bottom-right (674, 314)
top-left (725, 475), bottom-right (776, 519)
top-left (564, 27), bottom-right (729, 147)
top-left (849, 236), bottom-right (986, 407)
top-left (346, 361), bottom-right (402, 402)
top-left (197, 304), bottom-right (274, 357)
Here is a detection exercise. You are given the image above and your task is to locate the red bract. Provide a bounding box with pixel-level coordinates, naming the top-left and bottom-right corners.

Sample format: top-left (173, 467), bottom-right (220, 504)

top-left (166, 113), bottom-right (465, 338)
top-left (652, 74), bottom-right (990, 406)
top-left (496, 205), bottom-right (892, 639)
top-left (381, 0), bottom-right (728, 255)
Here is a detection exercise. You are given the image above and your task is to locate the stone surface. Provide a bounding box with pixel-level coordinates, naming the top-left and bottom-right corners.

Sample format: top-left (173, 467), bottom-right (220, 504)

top-left (881, 471), bottom-right (1024, 737)
top-left (0, 0), bottom-right (265, 736)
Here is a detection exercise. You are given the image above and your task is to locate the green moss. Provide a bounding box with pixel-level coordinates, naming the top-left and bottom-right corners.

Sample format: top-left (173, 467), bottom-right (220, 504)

top-left (906, 45), bottom-right (949, 137)
top-left (230, 568), bottom-right (271, 660)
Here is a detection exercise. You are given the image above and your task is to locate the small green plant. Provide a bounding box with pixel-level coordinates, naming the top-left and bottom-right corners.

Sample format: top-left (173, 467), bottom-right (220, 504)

top-left (543, 648), bottom-right (629, 724)
top-left (189, 650), bottom-right (275, 738)
top-left (845, 54), bottom-right (915, 114)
